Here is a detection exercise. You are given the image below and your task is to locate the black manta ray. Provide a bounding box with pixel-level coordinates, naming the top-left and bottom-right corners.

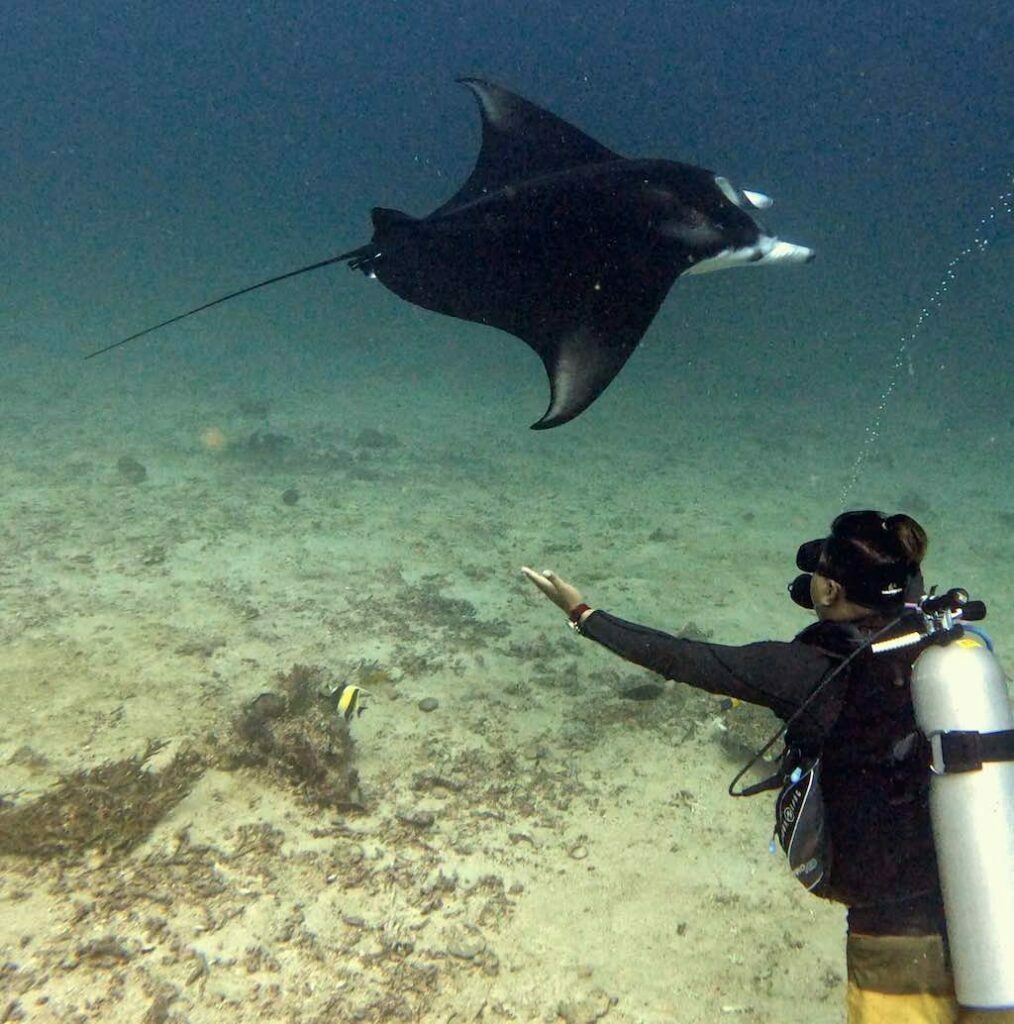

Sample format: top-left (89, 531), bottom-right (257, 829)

top-left (91, 78), bottom-right (814, 429)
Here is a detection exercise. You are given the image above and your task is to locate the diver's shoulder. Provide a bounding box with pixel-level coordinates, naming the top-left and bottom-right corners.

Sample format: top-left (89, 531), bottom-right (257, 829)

top-left (792, 618), bottom-right (864, 658)
top-left (793, 610), bottom-right (923, 658)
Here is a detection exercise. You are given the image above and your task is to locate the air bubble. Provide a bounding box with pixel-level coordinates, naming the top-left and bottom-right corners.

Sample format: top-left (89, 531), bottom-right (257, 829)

top-left (841, 181), bottom-right (1012, 502)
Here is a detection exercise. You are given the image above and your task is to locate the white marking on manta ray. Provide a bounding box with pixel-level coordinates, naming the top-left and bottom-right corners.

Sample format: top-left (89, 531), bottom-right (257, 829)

top-left (471, 85), bottom-right (510, 130)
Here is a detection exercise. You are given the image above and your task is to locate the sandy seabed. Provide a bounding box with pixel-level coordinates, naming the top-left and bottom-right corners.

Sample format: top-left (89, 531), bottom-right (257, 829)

top-left (1, 330), bottom-right (1010, 1024)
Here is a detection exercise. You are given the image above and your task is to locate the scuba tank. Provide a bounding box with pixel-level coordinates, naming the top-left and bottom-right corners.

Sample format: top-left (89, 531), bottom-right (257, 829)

top-left (876, 588), bottom-right (1014, 1010)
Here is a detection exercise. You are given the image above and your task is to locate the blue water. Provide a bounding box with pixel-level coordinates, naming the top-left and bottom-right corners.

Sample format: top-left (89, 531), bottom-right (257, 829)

top-left (1, 2), bottom-right (1011, 1020)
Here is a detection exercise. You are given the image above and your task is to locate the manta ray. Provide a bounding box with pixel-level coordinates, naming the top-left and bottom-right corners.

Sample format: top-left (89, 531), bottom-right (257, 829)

top-left (91, 78), bottom-right (814, 429)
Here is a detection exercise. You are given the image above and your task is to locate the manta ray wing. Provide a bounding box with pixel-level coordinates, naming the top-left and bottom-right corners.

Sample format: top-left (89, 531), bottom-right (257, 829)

top-left (430, 78), bottom-right (620, 216)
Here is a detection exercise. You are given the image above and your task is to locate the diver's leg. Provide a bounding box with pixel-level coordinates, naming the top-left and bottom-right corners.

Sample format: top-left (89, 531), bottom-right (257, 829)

top-left (845, 931), bottom-right (959, 1024)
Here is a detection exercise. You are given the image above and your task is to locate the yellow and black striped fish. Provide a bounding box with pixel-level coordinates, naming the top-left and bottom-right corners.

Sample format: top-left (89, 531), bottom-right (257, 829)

top-left (334, 683), bottom-right (368, 721)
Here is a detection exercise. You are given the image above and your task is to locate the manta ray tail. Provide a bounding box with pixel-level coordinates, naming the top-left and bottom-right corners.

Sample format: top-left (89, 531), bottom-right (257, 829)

top-left (85, 254), bottom-right (348, 359)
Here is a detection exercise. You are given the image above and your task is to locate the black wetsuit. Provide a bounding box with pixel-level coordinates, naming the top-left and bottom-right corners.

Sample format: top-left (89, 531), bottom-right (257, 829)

top-left (580, 609), bottom-right (944, 936)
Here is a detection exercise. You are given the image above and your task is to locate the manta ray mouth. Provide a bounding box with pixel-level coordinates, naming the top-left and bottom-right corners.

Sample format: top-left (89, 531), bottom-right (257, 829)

top-left (685, 237), bottom-right (816, 276)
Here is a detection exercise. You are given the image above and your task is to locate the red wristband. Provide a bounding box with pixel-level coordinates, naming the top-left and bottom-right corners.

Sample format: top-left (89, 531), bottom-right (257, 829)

top-left (568, 603), bottom-right (591, 625)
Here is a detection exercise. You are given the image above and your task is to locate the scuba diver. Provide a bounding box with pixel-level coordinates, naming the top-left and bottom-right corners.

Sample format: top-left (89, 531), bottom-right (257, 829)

top-left (522, 510), bottom-right (1014, 1024)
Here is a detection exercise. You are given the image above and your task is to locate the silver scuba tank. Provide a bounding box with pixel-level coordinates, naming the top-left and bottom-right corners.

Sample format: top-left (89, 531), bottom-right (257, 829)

top-left (911, 627), bottom-right (1014, 1010)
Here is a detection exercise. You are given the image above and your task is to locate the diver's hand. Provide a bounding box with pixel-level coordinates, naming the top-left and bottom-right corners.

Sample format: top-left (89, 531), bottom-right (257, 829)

top-left (521, 566), bottom-right (587, 616)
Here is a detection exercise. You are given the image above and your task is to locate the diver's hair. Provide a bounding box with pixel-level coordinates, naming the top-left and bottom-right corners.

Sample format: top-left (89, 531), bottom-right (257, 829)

top-left (832, 511), bottom-right (928, 572)
top-left (886, 513), bottom-right (928, 565)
